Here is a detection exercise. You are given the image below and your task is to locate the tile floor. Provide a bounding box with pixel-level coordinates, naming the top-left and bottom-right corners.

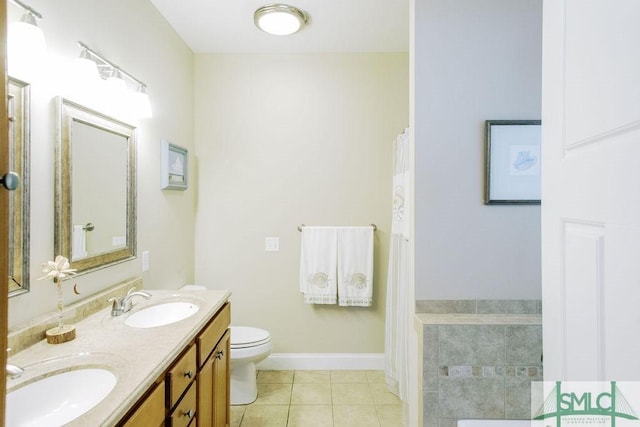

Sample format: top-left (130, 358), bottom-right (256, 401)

top-left (230, 370), bottom-right (403, 427)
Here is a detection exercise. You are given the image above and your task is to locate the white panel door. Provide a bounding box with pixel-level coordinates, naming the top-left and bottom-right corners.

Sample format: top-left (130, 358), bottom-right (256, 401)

top-left (542, 0), bottom-right (640, 381)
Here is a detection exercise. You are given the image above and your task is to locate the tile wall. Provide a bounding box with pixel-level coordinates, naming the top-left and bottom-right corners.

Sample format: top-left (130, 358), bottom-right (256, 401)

top-left (417, 300), bottom-right (542, 427)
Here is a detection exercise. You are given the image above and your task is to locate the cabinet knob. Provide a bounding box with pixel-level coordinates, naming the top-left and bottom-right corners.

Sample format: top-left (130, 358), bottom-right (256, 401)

top-left (184, 369), bottom-right (194, 379)
top-left (216, 350), bottom-right (224, 360)
top-left (184, 409), bottom-right (195, 419)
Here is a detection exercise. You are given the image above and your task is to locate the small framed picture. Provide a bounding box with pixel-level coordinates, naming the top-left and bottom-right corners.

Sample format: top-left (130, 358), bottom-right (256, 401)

top-left (485, 120), bottom-right (541, 205)
top-left (161, 139), bottom-right (188, 190)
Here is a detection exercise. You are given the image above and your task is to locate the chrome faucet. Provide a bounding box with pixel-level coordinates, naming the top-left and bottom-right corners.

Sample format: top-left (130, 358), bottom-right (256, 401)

top-left (108, 287), bottom-right (152, 316)
top-left (7, 363), bottom-right (24, 379)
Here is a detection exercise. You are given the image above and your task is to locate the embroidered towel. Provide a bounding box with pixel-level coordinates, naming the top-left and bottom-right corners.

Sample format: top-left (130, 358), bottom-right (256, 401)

top-left (299, 227), bottom-right (338, 304)
top-left (337, 227), bottom-right (374, 307)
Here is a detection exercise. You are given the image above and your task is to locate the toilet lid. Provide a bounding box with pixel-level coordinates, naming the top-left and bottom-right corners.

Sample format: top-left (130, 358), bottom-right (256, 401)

top-left (231, 326), bottom-right (271, 348)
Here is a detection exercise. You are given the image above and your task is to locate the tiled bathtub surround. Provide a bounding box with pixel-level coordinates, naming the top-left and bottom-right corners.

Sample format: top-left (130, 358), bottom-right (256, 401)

top-left (420, 308), bottom-right (542, 427)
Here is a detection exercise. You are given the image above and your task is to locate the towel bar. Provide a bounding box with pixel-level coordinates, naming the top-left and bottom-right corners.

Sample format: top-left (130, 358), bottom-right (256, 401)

top-left (297, 224), bottom-right (377, 232)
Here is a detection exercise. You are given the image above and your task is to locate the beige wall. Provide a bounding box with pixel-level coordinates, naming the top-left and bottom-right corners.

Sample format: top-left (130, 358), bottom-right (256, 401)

top-left (8, 0), bottom-right (196, 327)
top-left (194, 53), bottom-right (409, 353)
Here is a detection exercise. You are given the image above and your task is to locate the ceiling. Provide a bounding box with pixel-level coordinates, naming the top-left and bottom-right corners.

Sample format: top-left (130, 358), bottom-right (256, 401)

top-left (148, 0), bottom-right (409, 53)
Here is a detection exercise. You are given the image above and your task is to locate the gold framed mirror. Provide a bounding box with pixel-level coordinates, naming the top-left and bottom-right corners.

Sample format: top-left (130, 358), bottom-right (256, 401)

top-left (8, 77), bottom-right (30, 296)
top-left (55, 98), bottom-right (136, 273)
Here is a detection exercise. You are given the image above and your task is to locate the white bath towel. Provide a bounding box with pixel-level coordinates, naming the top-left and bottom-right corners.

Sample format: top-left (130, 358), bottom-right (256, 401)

top-left (72, 224), bottom-right (87, 260)
top-left (299, 227), bottom-right (338, 304)
top-left (337, 227), bottom-right (374, 307)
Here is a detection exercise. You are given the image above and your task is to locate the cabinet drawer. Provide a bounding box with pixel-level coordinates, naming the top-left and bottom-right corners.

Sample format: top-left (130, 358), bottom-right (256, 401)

top-left (197, 302), bottom-right (230, 367)
top-left (168, 382), bottom-right (197, 427)
top-left (121, 380), bottom-right (165, 427)
top-left (167, 345), bottom-right (197, 408)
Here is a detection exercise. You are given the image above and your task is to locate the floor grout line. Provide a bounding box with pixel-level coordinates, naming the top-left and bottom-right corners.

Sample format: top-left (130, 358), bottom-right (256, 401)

top-left (233, 370), bottom-right (401, 427)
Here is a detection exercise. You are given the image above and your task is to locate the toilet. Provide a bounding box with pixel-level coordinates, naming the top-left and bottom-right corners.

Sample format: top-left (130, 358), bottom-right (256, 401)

top-left (179, 285), bottom-right (273, 405)
top-left (230, 326), bottom-right (273, 405)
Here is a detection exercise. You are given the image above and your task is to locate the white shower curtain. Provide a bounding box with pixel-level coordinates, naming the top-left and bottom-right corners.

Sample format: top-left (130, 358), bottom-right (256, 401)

top-left (385, 128), bottom-right (410, 406)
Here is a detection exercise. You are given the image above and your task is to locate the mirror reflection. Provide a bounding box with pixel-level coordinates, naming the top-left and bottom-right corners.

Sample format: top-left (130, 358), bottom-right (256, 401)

top-left (71, 121), bottom-right (129, 259)
top-left (8, 77), bottom-right (30, 297)
top-left (56, 98), bottom-right (136, 273)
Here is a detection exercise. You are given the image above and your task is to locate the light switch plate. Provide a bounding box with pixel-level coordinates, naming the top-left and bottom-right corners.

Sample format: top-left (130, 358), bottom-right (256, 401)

top-left (265, 237), bottom-right (280, 252)
top-left (142, 251), bottom-right (150, 271)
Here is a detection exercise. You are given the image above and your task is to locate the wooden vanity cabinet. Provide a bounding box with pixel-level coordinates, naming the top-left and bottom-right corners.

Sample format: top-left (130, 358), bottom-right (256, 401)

top-left (121, 380), bottom-right (166, 427)
top-left (118, 302), bottom-right (230, 427)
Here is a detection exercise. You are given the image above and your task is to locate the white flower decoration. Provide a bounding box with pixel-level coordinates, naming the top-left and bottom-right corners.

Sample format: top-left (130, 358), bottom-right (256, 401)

top-left (39, 255), bottom-right (77, 282)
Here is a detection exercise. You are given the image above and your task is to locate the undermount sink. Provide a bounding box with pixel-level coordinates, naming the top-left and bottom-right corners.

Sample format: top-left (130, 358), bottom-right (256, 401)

top-left (6, 367), bottom-right (116, 426)
top-left (125, 301), bottom-right (199, 328)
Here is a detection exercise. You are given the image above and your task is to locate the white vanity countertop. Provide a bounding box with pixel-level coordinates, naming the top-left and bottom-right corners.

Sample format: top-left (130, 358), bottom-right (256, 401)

top-left (417, 313), bottom-right (542, 325)
top-left (6, 289), bottom-right (231, 427)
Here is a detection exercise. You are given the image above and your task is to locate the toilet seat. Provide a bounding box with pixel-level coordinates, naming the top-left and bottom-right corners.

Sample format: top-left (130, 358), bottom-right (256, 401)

top-left (231, 326), bottom-right (271, 349)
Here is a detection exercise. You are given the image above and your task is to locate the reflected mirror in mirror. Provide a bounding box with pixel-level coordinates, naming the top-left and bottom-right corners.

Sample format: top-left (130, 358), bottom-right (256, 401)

top-left (8, 77), bottom-right (30, 297)
top-left (56, 98), bottom-right (136, 273)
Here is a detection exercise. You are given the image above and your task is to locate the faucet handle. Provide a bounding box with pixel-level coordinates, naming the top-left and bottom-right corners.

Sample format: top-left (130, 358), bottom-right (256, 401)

top-left (107, 297), bottom-right (124, 315)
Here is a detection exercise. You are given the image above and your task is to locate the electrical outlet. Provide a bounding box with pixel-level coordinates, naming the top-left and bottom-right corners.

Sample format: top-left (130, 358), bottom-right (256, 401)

top-left (142, 251), bottom-right (150, 272)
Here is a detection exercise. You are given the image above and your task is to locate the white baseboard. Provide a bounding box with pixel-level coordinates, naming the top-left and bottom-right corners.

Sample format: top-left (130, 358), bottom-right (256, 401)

top-left (256, 353), bottom-right (384, 371)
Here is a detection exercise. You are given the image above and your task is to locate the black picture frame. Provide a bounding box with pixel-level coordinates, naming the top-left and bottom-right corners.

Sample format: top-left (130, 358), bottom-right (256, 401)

top-left (485, 120), bottom-right (541, 205)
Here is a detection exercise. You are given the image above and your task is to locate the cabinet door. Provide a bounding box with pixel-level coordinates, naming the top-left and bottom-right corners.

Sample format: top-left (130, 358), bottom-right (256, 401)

top-left (198, 329), bottom-right (230, 427)
top-left (213, 330), bottom-right (230, 427)
top-left (197, 353), bottom-right (214, 427)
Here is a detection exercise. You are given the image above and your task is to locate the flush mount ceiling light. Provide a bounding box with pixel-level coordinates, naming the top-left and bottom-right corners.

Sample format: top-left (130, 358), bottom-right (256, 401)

top-left (254, 4), bottom-right (308, 36)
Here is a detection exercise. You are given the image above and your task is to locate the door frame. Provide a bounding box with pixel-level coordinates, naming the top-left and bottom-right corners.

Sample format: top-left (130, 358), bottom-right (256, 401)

top-left (1, 0), bottom-right (10, 421)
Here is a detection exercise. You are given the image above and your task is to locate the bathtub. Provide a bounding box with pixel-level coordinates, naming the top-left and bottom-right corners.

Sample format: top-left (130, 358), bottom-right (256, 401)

top-left (457, 421), bottom-right (531, 427)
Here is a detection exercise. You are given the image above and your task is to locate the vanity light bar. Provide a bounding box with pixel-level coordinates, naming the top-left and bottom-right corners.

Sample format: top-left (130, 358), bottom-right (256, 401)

top-left (76, 41), bottom-right (147, 91)
top-left (9, 0), bottom-right (42, 19)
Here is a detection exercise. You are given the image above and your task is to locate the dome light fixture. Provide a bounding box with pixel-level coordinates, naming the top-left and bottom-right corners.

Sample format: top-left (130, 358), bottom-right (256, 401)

top-left (254, 4), bottom-right (308, 36)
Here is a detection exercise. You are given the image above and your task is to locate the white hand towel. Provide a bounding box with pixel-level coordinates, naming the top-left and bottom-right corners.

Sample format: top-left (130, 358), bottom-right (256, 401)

top-left (337, 227), bottom-right (374, 307)
top-left (72, 224), bottom-right (87, 260)
top-left (299, 227), bottom-right (337, 304)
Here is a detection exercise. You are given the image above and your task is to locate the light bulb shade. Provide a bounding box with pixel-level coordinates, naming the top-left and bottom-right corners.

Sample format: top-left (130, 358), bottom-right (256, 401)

top-left (254, 4), bottom-right (308, 36)
top-left (74, 51), bottom-right (100, 85)
top-left (130, 85), bottom-right (153, 119)
top-left (8, 12), bottom-right (46, 77)
top-left (105, 69), bottom-right (127, 94)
